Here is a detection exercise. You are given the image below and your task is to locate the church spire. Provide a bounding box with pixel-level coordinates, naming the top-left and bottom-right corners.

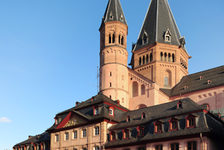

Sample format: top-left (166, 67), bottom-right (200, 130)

top-left (133, 0), bottom-right (185, 51)
top-left (101, 0), bottom-right (127, 25)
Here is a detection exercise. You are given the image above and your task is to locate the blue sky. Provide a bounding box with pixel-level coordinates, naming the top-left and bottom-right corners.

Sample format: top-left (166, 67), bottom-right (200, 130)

top-left (0, 0), bottom-right (223, 149)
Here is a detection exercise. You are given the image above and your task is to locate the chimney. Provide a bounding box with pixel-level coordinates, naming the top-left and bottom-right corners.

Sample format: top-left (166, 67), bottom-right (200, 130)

top-left (116, 100), bottom-right (120, 105)
top-left (76, 102), bottom-right (80, 106)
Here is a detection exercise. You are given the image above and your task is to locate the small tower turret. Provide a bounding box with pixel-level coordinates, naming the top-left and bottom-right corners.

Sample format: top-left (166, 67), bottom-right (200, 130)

top-left (99, 0), bottom-right (129, 108)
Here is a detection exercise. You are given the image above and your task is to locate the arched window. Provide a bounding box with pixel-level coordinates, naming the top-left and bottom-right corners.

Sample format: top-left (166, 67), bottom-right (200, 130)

top-left (146, 54), bottom-right (149, 63)
top-left (121, 36), bottom-right (124, 45)
top-left (164, 53), bottom-right (167, 61)
top-left (109, 34), bottom-right (112, 44)
top-left (139, 57), bottom-right (142, 66)
top-left (132, 81), bottom-right (139, 97)
top-left (160, 52), bottom-right (163, 61)
top-left (143, 56), bottom-right (145, 64)
top-left (168, 53), bottom-right (171, 62)
top-left (172, 54), bottom-right (175, 62)
top-left (142, 112), bottom-right (146, 119)
top-left (112, 33), bottom-right (115, 43)
top-left (164, 70), bottom-right (172, 87)
top-left (141, 84), bottom-right (145, 95)
top-left (150, 53), bottom-right (153, 62)
top-left (119, 35), bottom-right (121, 44)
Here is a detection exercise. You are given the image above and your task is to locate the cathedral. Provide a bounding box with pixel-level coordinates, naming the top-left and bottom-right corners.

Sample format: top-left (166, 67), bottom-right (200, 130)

top-left (13, 0), bottom-right (224, 150)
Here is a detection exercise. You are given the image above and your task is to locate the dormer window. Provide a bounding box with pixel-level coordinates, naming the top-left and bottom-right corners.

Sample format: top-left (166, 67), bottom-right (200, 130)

top-left (164, 29), bottom-right (171, 42)
top-left (137, 126), bottom-right (144, 137)
top-left (169, 118), bottom-right (178, 131)
top-left (109, 12), bottom-right (113, 20)
top-left (120, 15), bottom-right (124, 21)
top-left (94, 106), bottom-right (99, 115)
top-left (186, 115), bottom-right (196, 128)
top-left (141, 112), bottom-right (146, 119)
top-left (142, 32), bottom-right (148, 45)
top-left (109, 107), bottom-right (114, 116)
top-left (110, 131), bottom-right (116, 141)
top-left (154, 121), bottom-right (163, 133)
top-left (126, 116), bottom-right (131, 122)
top-left (123, 129), bottom-right (130, 139)
top-left (177, 101), bottom-right (183, 109)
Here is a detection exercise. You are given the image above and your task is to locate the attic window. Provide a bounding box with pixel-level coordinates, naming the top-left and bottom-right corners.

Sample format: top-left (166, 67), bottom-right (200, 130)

top-left (126, 116), bottom-right (131, 122)
top-left (154, 121), bottom-right (163, 133)
top-left (123, 129), bottom-right (130, 139)
top-left (109, 12), bottom-right (113, 20)
top-left (110, 131), bottom-right (116, 141)
top-left (120, 15), bottom-right (124, 21)
top-left (169, 118), bottom-right (178, 131)
top-left (207, 80), bottom-right (212, 84)
top-left (141, 112), bottom-right (146, 119)
top-left (186, 115), bottom-right (196, 128)
top-left (137, 126), bottom-right (144, 136)
top-left (199, 76), bottom-right (203, 80)
top-left (164, 29), bottom-right (171, 42)
top-left (109, 107), bottom-right (114, 116)
top-left (94, 106), bottom-right (99, 115)
top-left (177, 101), bottom-right (183, 109)
top-left (142, 32), bottom-right (148, 45)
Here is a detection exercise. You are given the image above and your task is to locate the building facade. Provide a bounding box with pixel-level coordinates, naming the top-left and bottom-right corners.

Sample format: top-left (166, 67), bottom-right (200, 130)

top-left (14, 0), bottom-right (224, 150)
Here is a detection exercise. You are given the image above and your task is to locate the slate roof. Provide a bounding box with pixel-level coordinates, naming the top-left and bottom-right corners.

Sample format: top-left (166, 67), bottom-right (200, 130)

top-left (160, 65), bottom-right (224, 97)
top-left (105, 98), bottom-right (224, 148)
top-left (14, 132), bottom-right (49, 147)
top-left (133, 0), bottom-right (184, 51)
top-left (128, 68), bottom-right (154, 84)
top-left (101, 0), bottom-right (127, 26)
top-left (55, 93), bottom-right (128, 116)
top-left (47, 93), bottom-right (129, 132)
top-left (109, 98), bottom-right (203, 130)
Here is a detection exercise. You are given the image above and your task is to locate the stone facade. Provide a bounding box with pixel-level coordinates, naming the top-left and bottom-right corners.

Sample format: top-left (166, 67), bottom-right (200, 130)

top-left (50, 122), bottom-right (110, 150)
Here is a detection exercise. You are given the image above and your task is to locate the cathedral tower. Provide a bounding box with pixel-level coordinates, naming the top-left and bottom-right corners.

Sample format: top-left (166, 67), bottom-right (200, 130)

top-left (99, 0), bottom-right (129, 108)
top-left (130, 0), bottom-right (190, 89)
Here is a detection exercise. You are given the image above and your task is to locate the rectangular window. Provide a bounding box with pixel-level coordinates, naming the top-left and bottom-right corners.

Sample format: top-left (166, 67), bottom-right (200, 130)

top-left (137, 146), bottom-right (146, 150)
top-left (155, 145), bottom-right (163, 150)
top-left (187, 141), bottom-right (197, 150)
top-left (95, 126), bottom-right (100, 135)
top-left (82, 129), bottom-right (87, 137)
top-left (94, 146), bottom-right (100, 150)
top-left (123, 129), bottom-right (130, 139)
top-left (65, 132), bottom-right (69, 141)
top-left (94, 106), bottom-right (99, 115)
top-left (170, 143), bottom-right (179, 150)
top-left (55, 134), bottom-right (59, 142)
top-left (73, 130), bottom-right (77, 139)
top-left (187, 116), bottom-right (196, 128)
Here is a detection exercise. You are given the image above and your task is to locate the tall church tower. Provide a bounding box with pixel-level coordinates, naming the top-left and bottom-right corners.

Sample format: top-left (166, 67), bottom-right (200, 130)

top-left (130, 0), bottom-right (190, 89)
top-left (99, 0), bottom-right (129, 108)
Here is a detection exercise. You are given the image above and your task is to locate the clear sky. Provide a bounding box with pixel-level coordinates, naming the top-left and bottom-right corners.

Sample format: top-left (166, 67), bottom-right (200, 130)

top-left (0, 0), bottom-right (223, 149)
